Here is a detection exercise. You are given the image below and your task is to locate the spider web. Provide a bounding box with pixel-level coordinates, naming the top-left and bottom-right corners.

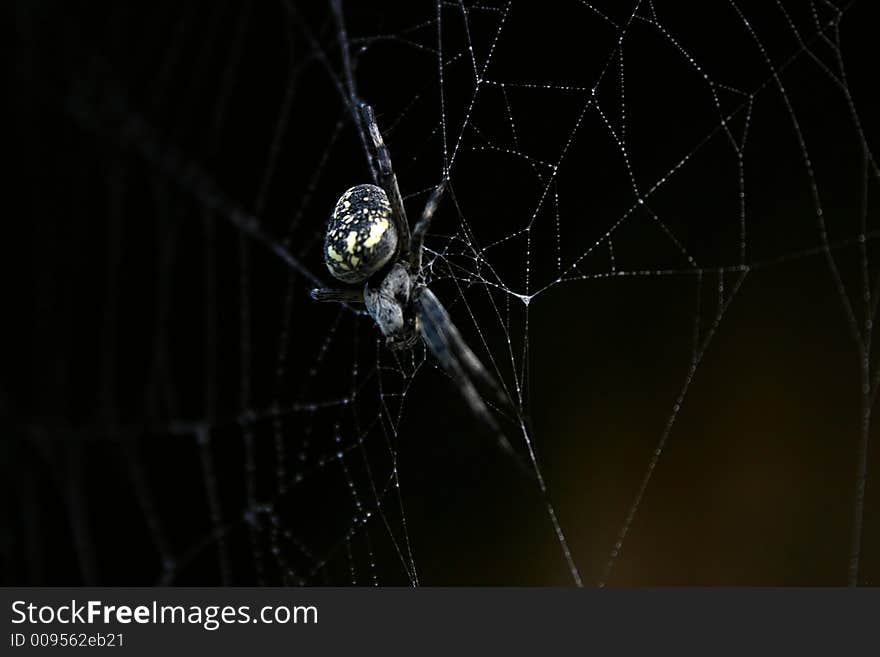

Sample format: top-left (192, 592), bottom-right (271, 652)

top-left (8, 0), bottom-right (880, 585)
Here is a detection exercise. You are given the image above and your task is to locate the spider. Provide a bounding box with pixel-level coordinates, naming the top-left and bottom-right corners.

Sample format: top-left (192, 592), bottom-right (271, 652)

top-left (310, 102), bottom-right (508, 436)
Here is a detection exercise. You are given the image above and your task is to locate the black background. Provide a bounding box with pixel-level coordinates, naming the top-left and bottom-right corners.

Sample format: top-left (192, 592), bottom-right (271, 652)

top-left (6, 1), bottom-right (880, 585)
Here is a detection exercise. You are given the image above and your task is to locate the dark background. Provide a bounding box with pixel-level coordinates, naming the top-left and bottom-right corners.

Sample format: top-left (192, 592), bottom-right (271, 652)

top-left (5, 1), bottom-right (879, 585)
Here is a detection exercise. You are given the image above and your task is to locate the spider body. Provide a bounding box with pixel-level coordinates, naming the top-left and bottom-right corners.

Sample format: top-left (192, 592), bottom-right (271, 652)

top-left (364, 262), bottom-right (419, 351)
top-left (324, 183), bottom-right (397, 283)
top-left (311, 102), bottom-right (508, 436)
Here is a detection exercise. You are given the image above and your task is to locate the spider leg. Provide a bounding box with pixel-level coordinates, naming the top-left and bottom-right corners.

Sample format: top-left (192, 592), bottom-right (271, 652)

top-left (358, 103), bottom-right (412, 258)
top-left (414, 286), bottom-right (512, 449)
top-left (410, 181), bottom-right (447, 274)
top-left (309, 287), bottom-right (364, 304)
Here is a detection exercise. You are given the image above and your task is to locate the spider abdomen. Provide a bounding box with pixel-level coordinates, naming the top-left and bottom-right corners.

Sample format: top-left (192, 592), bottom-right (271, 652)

top-left (324, 184), bottom-right (397, 283)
